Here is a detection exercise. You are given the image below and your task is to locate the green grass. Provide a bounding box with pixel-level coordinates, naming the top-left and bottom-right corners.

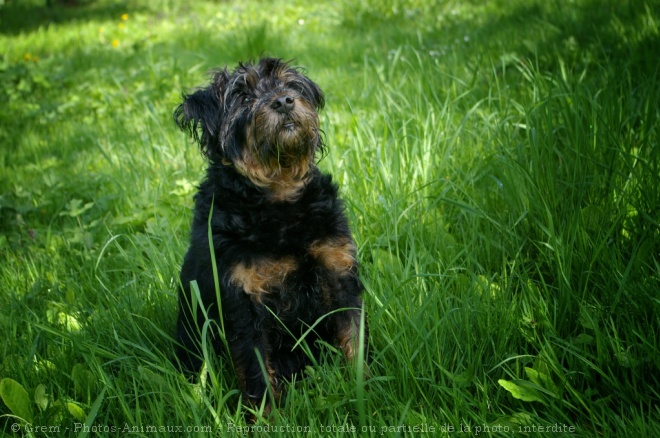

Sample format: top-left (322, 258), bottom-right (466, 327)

top-left (1, 0), bottom-right (659, 436)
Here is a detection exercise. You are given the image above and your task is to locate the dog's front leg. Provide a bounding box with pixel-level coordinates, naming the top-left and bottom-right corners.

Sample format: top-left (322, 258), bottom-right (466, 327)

top-left (333, 303), bottom-right (369, 363)
top-left (222, 292), bottom-right (280, 414)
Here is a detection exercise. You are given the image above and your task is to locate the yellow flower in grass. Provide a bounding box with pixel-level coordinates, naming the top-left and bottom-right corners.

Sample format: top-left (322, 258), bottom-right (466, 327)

top-left (112, 39), bottom-right (120, 48)
top-left (24, 53), bottom-right (32, 61)
top-left (121, 13), bottom-right (129, 21)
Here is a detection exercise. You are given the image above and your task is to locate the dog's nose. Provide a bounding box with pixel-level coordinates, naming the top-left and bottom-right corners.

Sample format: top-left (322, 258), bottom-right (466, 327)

top-left (271, 95), bottom-right (295, 113)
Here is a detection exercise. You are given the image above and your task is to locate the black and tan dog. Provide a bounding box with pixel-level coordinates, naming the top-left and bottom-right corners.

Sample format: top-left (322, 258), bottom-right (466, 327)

top-left (173, 58), bottom-right (367, 410)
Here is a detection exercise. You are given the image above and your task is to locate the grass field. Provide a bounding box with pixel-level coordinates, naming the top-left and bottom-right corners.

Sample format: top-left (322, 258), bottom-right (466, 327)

top-left (1, 0), bottom-right (659, 436)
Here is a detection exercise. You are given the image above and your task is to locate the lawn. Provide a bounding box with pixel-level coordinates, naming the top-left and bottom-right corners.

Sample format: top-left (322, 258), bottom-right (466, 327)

top-left (1, 0), bottom-right (659, 436)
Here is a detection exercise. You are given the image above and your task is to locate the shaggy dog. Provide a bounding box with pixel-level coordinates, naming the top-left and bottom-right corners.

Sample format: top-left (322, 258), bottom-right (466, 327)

top-left (173, 58), bottom-right (368, 411)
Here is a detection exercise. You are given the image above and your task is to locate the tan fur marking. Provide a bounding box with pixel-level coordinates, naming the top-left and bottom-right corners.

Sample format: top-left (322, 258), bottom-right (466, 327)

top-left (309, 238), bottom-right (356, 274)
top-left (230, 257), bottom-right (297, 302)
top-left (336, 313), bottom-right (371, 380)
top-left (233, 150), bottom-right (312, 202)
top-left (266, 360), bottom-right (282, 402)
top-left (336, 319), bottom-right (359, 361)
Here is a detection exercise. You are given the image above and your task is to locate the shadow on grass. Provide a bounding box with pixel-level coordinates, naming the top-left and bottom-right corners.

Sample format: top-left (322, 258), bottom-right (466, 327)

top-left (0, 0), bottom-right (149, 36)
top-left (476, 1), bottom-right (660, 71)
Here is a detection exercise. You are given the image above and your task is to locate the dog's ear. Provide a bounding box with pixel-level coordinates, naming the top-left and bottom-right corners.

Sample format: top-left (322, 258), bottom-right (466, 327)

top-left (301, 76), bottom-right (325, 111)
top-left (174, 69), bottom-right (230, 159)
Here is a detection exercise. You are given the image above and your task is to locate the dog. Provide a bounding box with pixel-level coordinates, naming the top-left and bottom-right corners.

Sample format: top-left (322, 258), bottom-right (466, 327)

top-left (173, 58), bottom-right (368, 411)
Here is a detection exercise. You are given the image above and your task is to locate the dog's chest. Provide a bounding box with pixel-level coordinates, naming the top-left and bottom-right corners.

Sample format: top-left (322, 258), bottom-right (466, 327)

top-left (227, 197), bottom-right (330, 253)
top-left (201, 169), bottom-right (345, 258)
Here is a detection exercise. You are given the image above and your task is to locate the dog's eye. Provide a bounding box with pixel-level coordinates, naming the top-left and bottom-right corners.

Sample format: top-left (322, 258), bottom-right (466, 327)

top-left (242, 95), bottom-right (252, 104)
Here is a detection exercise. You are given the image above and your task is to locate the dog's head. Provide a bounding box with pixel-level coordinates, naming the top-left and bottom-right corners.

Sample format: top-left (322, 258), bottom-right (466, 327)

top-left (174, 58), bottom-right (325, 200)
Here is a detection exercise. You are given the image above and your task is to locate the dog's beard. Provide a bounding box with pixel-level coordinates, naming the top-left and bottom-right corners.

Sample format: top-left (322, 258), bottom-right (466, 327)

top-left (233, 100), bottom-right (320, 201)
top-left (250, 100), bottom-right (320, 169)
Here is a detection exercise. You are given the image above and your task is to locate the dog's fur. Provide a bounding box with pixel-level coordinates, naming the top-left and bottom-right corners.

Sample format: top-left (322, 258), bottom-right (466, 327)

top-left (173, 58), bottom-right (367, 409)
